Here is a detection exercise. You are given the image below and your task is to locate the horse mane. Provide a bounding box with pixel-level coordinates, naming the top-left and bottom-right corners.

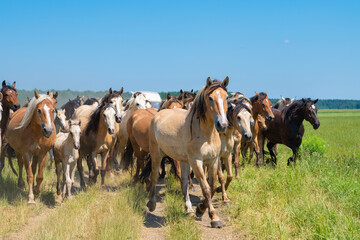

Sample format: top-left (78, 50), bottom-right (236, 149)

top-left (250, 92), bottom-right (267, 104)
top-left (227, 97), bottom-right (252, 126)
top-left (85, 102), bottom-right (112, 135)
top-left (189, 80), bottom-right (227, 134)
top-left (16, 95), bottom-right (54, 130)
top-left (1, 83), bottom-right (17, 93)
top-left (283, 98), bottom-right (309, 119)
top-left (158, 96), bottom-right (182, 111)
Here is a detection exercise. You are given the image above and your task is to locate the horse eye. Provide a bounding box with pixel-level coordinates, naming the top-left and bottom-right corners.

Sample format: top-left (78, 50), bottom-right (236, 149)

top-left (37, 109), bottom-right (41, 114)
top-left (237, 116), bottom-right (241, 121)
top-left (209, 97), bottom-right (214, 102)
top-left (262, 103), bottom-right (265, 107)
top-left (136, 103), bottom-right (139, 106)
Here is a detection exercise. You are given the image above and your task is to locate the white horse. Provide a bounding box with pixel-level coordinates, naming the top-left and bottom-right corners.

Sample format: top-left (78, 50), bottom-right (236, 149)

top-left (54, 119), bottom-right (81, 199)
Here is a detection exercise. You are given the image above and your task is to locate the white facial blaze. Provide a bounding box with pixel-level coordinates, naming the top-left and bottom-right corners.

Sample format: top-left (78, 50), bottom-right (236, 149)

top-left (216, 90), bottom-right (227, 124)
top-left (114, 97), bottom-right (122, 117)
top-left (312, 104), bottom-right (316, 110)
top-left (43, 104), bottom-right (51, 126)
top-left (173, 105), bottom-right (177, 109)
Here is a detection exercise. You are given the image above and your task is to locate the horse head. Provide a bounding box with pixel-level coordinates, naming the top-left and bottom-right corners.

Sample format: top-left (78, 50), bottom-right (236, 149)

top-left (303, 98), bottom-right (320, 129)
top-left (252, 92), bottom-right (274, 121)
top-left (34, 90), bottom-right (56, 138)
top-left (102, 103), bottom-right (117, 135)
top-left (69, 119), bottom-right (81, 150)
top-left (1, 80), bottom-right (20, 111)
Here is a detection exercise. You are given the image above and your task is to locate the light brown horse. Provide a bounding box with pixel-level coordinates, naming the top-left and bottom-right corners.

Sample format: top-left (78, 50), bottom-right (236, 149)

top-left (76, 102), bottom-right (118, 188)
top-left (124, 94), bottom-right (183, 182)
top-left (6, 91), bottom-right (57, 203)
top-left (216, 97), bottom-right (253, 203)
top-left (147, 77), bottom-right (229, 228)
top-left (241, 92), bottom-right (274, 166)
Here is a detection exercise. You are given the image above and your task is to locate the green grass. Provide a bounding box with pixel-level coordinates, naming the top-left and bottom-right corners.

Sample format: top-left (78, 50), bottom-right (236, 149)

top-left (163, 174), bottom-right (201, 240)
top-left (225, 109), bottom-right (360, 239)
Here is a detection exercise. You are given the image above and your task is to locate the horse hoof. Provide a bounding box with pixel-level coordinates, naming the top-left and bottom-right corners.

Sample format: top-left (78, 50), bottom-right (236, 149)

top-left (187, 212), bottom-right (195, 217)
top-left (28, 199), bottom-right (36, 204)
top-left (147, 201), bottom-right (156, 212)
top-left (196, 205), bottom-right (205, 218)
top-left (211, 220), bottom-right (225, 228)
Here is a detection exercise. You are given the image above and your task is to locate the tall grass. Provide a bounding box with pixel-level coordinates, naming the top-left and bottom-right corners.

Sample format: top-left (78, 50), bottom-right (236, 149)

top-left (225, 110), bottom-right (360, 239)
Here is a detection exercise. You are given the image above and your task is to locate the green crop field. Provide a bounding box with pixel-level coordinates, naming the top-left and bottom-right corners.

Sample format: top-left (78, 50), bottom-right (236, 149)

top-left (0, 109), bottom-right (359, 239)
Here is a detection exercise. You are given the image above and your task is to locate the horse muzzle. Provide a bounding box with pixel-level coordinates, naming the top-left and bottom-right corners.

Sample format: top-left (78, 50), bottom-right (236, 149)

top-left (42, 125), bottom-right (54, 138)
top-left (115, 115), bottom-right (122, 123)
top-left (312, 122), bottom-right (320, 130)
top-left (12, 104), bottom-right (20, 112)
top-left (107, 127), bottom-right (115, 135)
top-left (74, 143), bottom-right (80, 150)
top-left (266, 115), bottom-right (275, 121)
top-left (243, 132), bottom-right (252, 142)
top-left (215, 116), bottom-right (228, 133)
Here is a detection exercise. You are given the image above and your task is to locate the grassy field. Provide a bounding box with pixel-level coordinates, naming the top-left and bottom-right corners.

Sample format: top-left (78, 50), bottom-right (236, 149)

top-left (0, 109), bottom-right (359, 239)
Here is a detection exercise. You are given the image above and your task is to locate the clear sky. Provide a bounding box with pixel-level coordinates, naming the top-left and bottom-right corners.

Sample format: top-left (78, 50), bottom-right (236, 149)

top-left (1, 0), bottom-right (359, 99)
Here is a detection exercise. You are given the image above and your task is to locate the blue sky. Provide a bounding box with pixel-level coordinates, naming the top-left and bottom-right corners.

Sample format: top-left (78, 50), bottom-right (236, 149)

top-left (1, 0), bottom-right (359, 99)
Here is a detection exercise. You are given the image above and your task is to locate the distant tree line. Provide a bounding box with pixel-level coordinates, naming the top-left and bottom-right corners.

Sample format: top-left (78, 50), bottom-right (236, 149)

top-left (16, 89), bottom-right (360, 109)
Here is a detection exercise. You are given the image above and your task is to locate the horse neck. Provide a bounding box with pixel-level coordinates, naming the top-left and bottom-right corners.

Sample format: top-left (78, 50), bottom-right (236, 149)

top-left (1, 107), bottom-right (10, 133)
top-left (192, 112), bottom-right (218, 140)
top-left (252, 102), bottom-right (261, 119)
top-left (285, 107), bottom-right (305, 129)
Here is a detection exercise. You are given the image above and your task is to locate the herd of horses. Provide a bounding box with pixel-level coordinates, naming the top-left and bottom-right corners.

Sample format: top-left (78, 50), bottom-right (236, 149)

top-left (0, 78), bottom-right (320, 228)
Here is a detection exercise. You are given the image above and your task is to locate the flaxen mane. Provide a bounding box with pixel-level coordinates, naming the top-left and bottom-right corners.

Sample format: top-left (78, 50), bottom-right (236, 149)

top-left (227, 97), bottom-right (252, 127)
top-left (85, 103), bottom-right (113, 135)
top-left (189, 80), bottom-right (227, 135)
top-left (16, 95), bottom-right (54, 130)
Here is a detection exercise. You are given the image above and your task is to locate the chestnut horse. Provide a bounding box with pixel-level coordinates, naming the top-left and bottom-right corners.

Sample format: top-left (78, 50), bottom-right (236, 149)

top-left (6, 91), bottom-right (57, 203)
top-left (147, 77), bottom-right (229, 228)
top-left (264, 98), bottom-right (320, 165)
top-left (241, 92), bottom-right (274, 166)
top-left (0, 81), bottom-right (20, 175)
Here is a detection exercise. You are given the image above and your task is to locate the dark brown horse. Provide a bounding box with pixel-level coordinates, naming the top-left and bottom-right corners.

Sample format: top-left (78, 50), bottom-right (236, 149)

top-left (84, 97), bottom-right (99, 107)
top-left (0, 81), bottom-right (20, 175)
top-left (263, 98), bottom-right (320, 165)
top-left (61, 96), bottom-right (84, 120)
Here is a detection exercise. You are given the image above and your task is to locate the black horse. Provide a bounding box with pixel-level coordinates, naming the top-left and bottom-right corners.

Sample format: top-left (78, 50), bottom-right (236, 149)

top-left (84, 97), bottom-right (99, 106)
top-left (61, 96), bottom-right (84, 120)
top-left (263, 98), bottom-right (320, 165)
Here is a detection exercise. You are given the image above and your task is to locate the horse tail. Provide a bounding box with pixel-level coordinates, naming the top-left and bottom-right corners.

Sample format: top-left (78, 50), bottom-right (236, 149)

top-left (9, 156), bottom-right (18, 176)
top-left (123, 138), bottom-right (134, 171)
top-left (3, 143), bottom-right (18, 176)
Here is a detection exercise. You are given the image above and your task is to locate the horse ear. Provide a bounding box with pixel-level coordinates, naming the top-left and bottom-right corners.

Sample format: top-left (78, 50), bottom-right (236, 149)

top-left (291, 97), bottom-right (295, 102)
top-left (180, 89), bottom-right (183, 94)
top-left (178, 95), bottom-right (183, 101)
top-left (0, 92), bottom-right (3, 101)
top-left (313, 99), bottom-right (318, 104)
top-left (119, 87), bottom-right (124, 95)
top-left (206, 77), bottom-right (213, 86)
top-left (12, 81), bottom-right (16, 88)
top-left (109, 88), bottom-right (113, 94)
top-left (222, 76), bottom-right (229, 87)
top-left (47, 91), bottom-right (50, 95)
top-left (78, 120), bottom-right (81, 126)
top-left (302, 98), bottom-right (306, 103)
top-left (34, 90), bottom-right (40, 99)
top-left (281, 96), bottom-right (285, 101)
top-left (191, 89), bottom-right (193, 93)
top-left (167, 93), bottom-right (171, 100)
top-left (2, 80), bottom-right (5, 88)
top-left (54, 92), bottom-right (58, 99)
top-left (133, 92), bottom-right (137, 98)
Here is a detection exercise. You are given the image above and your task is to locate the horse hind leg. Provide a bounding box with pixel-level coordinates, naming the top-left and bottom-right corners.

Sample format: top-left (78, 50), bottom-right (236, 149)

top-left (180, 162), bottom-right (194, 215)
top-left (267, 142), bottom-right (277, 165)
top-left (34, 155), bottom-right (47, 195)
top-left (77, 155), bottom-right (86, 190)
top-left (216, 157), bottom-right (230, 204)
top-left (16, 153), bottom-right (25, 189)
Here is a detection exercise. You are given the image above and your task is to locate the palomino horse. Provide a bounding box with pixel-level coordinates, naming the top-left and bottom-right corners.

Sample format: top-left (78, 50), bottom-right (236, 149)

top-left (241, 92), bottom-right (274, 166)
top-left (6, 91), bottom-right (57, 203)
top-left (147, 77), bottom-right (229, 228)
top-left (272, 96), bottom-right (295, 110)
top-left (111, 92), bottom-right (147, 170)
top-left (0, 81), bottom-right (20, 175)
top-left (54, 119), bottom-right (81, 199)
top-left (216, 97), bottom-right (253, 203)
top-left (124, 94), bottom-right (183, 182)
top-left (264, 99), bottom-right (320, 165)
top-left (76, 102), bottom-right (117, 188)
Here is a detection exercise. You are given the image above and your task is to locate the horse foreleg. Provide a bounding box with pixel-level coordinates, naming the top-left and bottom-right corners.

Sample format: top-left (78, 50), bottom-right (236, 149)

top-left (180, 162), bottom-right (194, 215)
top-left (55, 160), bottom-right (62, 196)
top-left (253, 136), bottom-right (261, 167)
top-left (77, 155), bottom-right (86, 190)
top-left (257, 133), bottom-right (265, 166)
top-left (147, 147), bottom-right (163, 212)
top-left (100, 151), bottom-right (110, 188)
top-left (34, 155), bottom-right (47, 195)
top-left (267, 142), bottom-right (277, 165)
top-left (23, 154), bottom-right (35, 204)
top-left (233, 141), bottom-right (241, 178)
top-left (216, 157), bottom-right (230, 204)
top-left (288, 148), bottom-right (298, 166)
top-left (16, 153), bottom-right (25, 189)
top-left (159, 157), bottom-right (166, 179)
top-left (224, 153), bottom-right (233, 191)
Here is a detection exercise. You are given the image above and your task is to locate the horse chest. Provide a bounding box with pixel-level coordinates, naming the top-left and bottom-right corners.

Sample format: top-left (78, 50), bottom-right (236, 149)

top-left (199, 141), bottom-right (221, 160)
